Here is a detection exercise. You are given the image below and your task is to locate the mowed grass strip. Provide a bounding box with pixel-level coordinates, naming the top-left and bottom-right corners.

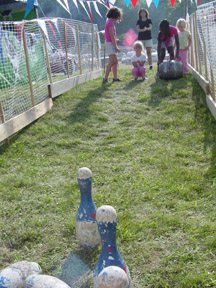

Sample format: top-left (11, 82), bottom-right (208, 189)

top-left (0, 66), bottom-right (216, 288)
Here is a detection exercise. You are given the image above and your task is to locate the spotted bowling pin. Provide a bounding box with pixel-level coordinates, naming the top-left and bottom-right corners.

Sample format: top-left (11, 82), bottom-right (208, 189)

top-left (94, 266), bottom-right (129, 288)
top-left (75, 167), bottom-right (100, 248)
top-left (94, 205), bottom-right (131, 287)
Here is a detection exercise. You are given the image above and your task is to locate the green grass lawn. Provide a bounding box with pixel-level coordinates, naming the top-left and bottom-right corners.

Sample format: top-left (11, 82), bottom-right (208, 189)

top-left (0, 65), bottom-right (216, 288)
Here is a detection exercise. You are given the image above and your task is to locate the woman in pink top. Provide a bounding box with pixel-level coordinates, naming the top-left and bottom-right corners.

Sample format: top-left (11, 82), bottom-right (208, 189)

top-left (103, 7), bottom-right (123, 84)
top-left (155, 19), bottom-right (180, 79)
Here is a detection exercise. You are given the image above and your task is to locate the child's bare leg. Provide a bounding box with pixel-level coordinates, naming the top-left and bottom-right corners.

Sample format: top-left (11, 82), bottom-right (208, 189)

top-left (146, 47), bottom-right (152, 66)
top-left (157, 48), bottom-right (166, 72)
top-left (111, 55), bottom-right (118, 79)
top-left (168, 46), bottom-right (174, 60)
top-left (160, 48), bottom-right (166, 63)
top-left (104, 54), bottom-right (115, 80)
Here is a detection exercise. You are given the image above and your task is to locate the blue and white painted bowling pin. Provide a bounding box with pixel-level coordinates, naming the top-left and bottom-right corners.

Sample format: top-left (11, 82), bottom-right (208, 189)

top-left (25, 274), bottom-right (70, 288)
top-left (0, 261), bottom-right (41, 288)
top-left (94, 266), bottom-right (129, 288)
top-left (75, 167), bottom-right (100, 248)
top-left (94, 205), bottom-right (131, 288)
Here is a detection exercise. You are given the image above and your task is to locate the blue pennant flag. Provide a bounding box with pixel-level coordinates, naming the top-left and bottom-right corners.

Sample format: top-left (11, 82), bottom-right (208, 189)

top-left (124, 0), bottom-right (131, 7)
top-left (153, 0), bottom-right (159, 8)
top-left (24, 0), bottom-right (36, 18)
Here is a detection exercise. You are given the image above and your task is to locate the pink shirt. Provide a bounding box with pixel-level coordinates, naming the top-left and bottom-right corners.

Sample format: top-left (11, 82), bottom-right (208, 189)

top-left (159, 25), bottom-right (178, 43)
top-left (105, 19), bottom-right (116, 42)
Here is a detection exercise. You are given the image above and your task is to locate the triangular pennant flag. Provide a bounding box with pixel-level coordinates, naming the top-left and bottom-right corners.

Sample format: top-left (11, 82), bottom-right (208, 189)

top-left (153, 0), bottom-right (159, 8)
top-left (109, 0), bottom-right (117, 5)
top-left (87, 2), bottom-right (92, 23)
top-left (198, 0), bottom-right (200, 5)
top-left (71, 0), bottom-right (79, 10)
top-left (37, 19), bottom-right (48, 40)
top-left (63, 0), bottom-right (70, 11)
top-left (131, 0), bottom-right (138, 7)
top-left (93, 2), bottom-right (102, 18)
top-left (79, 1), bottom-right (90, 19)
top-left (170, 0), bottom-right (175, 6)
top-left (24, 0), bottom-right (36, 18)
top-left (56, 0), bottom-right (71, 14)
top-left (146, 0), bottom-right (153, 7)
top-left (124, 0), bottom-right (131, 7)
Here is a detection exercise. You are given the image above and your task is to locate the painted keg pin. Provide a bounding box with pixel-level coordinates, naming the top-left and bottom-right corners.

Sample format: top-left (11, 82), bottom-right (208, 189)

top-left (75, 167), bottom-right (100, 248)
top-left (94, 205), bottom-right (131, 288)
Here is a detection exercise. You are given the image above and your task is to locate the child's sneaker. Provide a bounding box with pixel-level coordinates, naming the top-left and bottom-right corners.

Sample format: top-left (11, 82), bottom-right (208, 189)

top-left (155, 73), bottom-right (159, 79)
top-left (112, 78), bottom-right (122, 82)
top-left (102, 78), bottom-right (108, 84)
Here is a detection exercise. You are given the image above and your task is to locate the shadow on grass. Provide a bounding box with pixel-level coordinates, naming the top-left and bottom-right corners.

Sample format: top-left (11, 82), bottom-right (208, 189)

top-left (191, 77), bottom-right (216, 183)
top-left (148, 75), bottom-right (192, 108)
top-left (68, 84), bottom-right (112, 125)
top-left (123, 79), bottom-right (145, 90)
top-left (53, 249), bottom-right (98, 288)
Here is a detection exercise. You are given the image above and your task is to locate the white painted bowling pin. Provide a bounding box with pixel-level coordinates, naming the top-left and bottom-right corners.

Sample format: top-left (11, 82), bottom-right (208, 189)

top-left (94, 205), bottom-right (131, 287)
top-left (25, 274), bottom-right (70, 288)
top-left (75, 167), bottom-right (100, 248)
top-left (94, 266), bottom-right (129, 288)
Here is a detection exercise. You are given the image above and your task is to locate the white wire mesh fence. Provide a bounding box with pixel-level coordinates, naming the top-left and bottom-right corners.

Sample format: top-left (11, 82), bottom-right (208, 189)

top-left (188, 0), bottom-right (216, 100)
top-left (0, 18), bottom-right (100, 130)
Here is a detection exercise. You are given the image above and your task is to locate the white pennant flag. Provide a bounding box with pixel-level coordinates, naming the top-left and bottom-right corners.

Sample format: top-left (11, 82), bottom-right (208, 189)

top-left (71, 0), bottom-right (79, 10)
top-left (93, 2), bottom-right (102, 18)
top-left (79, 1), bottom-right (90, 19)
top-left (146, 0), bottom-right (153, 7)
top-left (109, 0), bottom-right (117, 5)
top-left (63, 0), bottom-right (70, 11)
top-left (37, 19), bottom-right (48, 40)
top-left (56, 0), bottom-right (71, 15)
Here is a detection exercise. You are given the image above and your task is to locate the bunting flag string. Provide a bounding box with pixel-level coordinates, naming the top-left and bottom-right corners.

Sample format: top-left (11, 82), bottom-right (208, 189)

top-left (25, 0), bottom-right (203, 25)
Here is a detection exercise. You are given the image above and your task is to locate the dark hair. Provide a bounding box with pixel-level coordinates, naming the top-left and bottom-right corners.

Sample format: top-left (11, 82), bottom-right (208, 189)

top-left (106, 7), bottom-right (123, 21)
top-left (138, 8), bottom-right (149, 20)
top-left (159, 19), bottom-right (170, 37)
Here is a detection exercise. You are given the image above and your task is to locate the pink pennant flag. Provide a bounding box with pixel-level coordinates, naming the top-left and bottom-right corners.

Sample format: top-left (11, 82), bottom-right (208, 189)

top-left (131, 0), bottom-right (138, 7)
top-left (198, 0), bottom-right (200, 5)
top-left (170, 0), bottom-right (175, 6)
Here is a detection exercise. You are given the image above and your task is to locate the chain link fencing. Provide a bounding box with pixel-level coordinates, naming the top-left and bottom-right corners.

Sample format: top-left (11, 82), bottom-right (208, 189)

top-left (0, 18), bottom-right (101, 143)
top-left (188, 0), bottom-right (216, 100)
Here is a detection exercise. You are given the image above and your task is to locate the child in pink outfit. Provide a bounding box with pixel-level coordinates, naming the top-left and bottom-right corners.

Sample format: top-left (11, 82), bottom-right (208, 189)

top-left (176, 18), bottom-right (192, 74)
top-left (131, 41), bottom-right (146, 81)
